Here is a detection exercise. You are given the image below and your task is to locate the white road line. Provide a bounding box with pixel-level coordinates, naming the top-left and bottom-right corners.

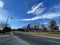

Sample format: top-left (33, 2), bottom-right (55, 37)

top-left (47, 40), bottom-right (60, 44)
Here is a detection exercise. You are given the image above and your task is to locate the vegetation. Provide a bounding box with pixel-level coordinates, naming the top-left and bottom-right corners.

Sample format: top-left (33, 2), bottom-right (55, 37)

top-left (20, 20), bottom-right (59, 32)
top-left (49, 20), bottom-right (59, 31)
top-left (41, 24), bottom-right (47, 31)
top-left (3, 26), bottom-right (11, 35)
top-left (0, 22), bottom-right (11, 35)
top-left (0, 19), bottom-right (59, 35)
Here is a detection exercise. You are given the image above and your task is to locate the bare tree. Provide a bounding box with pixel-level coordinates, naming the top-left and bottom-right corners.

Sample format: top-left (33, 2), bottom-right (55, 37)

top-left (41, 24), bottom-right (47, 31)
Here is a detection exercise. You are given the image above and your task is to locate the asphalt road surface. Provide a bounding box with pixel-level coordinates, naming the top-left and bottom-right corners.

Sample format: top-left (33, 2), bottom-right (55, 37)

top-left (13, 32), bottom-right (60, 45)
top-left (0, 32), bottom-right (60, 45)
top-left (0, 34), bottom-right (29, 45)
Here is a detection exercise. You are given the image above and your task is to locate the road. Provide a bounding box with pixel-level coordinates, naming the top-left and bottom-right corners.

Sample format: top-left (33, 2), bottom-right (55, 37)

top-left (0, 32), bottom-right (60, 45)
top-left (0, 33), bottom-right (29, 45)
top-left (13, 32), bottom-right (60, 45)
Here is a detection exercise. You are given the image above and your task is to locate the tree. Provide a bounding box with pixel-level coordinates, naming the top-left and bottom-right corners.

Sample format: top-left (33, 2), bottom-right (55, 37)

top-left (49, 20), bottom-right (59, 31)
top-left (41, 24), bottom-right (47, 31)
top-left (0, 22), bottom-right (11, 34)
top-left (27, 24), bottom-right (31, 31)
top-left (34, 24), bottom-right (36, 30)
top-left (2, 24), bottom-right (11, 35)
top-left (3, 26), bottom-right (11, 32)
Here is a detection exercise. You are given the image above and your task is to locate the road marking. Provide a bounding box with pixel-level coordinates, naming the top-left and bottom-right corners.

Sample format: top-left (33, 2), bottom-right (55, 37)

top-left (47, 40), bottom-right (60, 44)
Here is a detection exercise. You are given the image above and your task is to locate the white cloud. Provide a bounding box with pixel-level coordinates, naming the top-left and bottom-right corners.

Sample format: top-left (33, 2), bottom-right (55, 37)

top-left (26, 2), bottom-right (44, 15)
top-left (44, 22), bottom-right (48, 25)
top-left (12, 3), bottom-right (60, 21)
top-left (34, 8), bottom-right (45, 15)
top-left (20, 13), bottom-right (60, 21)
top-left (0, 0), bottom-right (4, 8)
top-left (0, 9), bottom-right (10, 21)
top-left (19, 4), bottom-right (60, 21)
top-left (49, 5), bottom-right (60, 13)
top-left (52, 5), bottom-right (60, 9)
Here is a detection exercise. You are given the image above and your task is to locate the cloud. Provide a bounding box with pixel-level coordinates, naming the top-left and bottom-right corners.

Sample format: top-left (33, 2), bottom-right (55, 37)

top-left (19, 4), bottom-right (60, 21)
top-left (26, 2), bottom-right (44, 15)
top-left (0, 9), bottom-right (10, 21)
top-left (52, 5), bottom-right (60, 9)
top-left (13, 2), bottom-right (60, 21)
top-left (13, 12), bottom-right (60, 21)
top-left (0, 0), bottom-right (4, 8)
top-left (20, 13), bottom-right (60, 21)
top-left (34, 8), bottom-right (45, 15)
top-left (43, 22), bottom-right (48, 25)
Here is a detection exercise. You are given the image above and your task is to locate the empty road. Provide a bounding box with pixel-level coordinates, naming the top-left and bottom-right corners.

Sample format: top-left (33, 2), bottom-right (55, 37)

top-left (13, 32), bottom-right (60, 45)
top-left (0, 32), bottom-right (60, 45)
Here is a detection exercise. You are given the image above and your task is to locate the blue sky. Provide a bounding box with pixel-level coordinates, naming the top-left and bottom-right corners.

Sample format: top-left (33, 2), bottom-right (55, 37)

top-left (0, 0), bottom-right (60, 29)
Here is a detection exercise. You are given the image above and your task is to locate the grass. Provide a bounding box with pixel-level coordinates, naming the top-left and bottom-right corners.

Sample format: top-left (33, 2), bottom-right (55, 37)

top-left (0, 32), bottom-right (11, 35)
top-left (19, 31), bottom-right (60, 38)
top-left (5, 32), bottom-right (11, 35)
top-left (0, 33), bottom-right (3, 35)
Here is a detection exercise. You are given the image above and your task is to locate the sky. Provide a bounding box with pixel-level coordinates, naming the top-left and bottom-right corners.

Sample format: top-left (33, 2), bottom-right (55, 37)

top-left (0, 0), bottom-right (60, 29)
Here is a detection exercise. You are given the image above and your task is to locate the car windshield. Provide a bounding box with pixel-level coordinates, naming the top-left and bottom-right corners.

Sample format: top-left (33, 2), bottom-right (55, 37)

top-left (0, 0), bottom-right (60, 45)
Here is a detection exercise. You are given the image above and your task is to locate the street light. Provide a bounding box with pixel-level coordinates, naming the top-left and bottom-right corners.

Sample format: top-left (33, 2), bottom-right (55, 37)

top-left (3, 15), bottom-right (12, 35)
top-left (5, 15), bottom-right (12, 27)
